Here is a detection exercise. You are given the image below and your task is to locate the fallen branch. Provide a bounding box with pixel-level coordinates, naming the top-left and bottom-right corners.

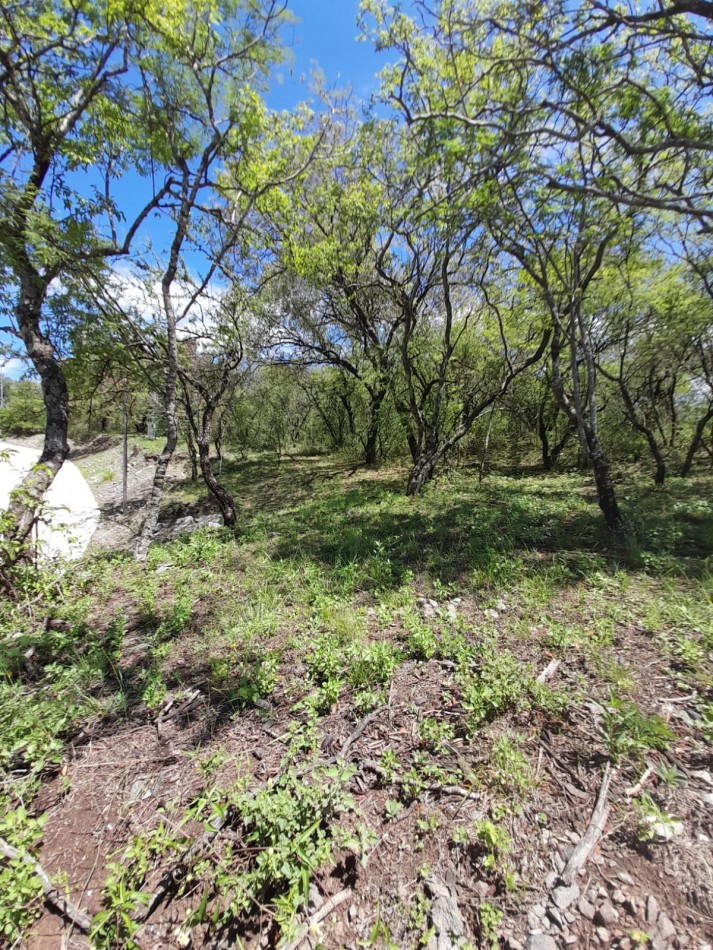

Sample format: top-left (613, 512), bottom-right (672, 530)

top-left (339, 706), bottom-right (387, 760)
top-left (537, 659), bottom-right (561, 683)
top-left (282, 888), bottom-right (352, 950)
top-left (625, 765), bottom-right (653, 798)
top-left (0, 836), bottom-right (92, 932)
top-left (560, 763), bottom-right (612, 887)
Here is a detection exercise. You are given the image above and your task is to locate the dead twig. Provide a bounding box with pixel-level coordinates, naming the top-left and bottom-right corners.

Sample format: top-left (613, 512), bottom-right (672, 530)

top-left (560, 763), bottom-right (612, 887)
top-left (537, 659), bottom-right (561, 683)
top-left (338, 706), bottom-right (387, 760)
top-left (0, 836), bottom-right (92, 932)
top-left (625, 765), bottom-right (653, 798)
top-left (282, 888), bottom-right (352, 950)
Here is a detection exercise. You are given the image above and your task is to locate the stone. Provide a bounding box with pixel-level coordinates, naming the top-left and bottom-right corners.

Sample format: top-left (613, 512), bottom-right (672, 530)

top-left (594, 902), bottom-right (619, 926)
top-left (596, 928), bottom-right (611, 944)
top-left (646, 896), bottom-right (660, 926)
top-left (657, 915), bottom-right (676, 940)
top-left (611, 889), bottom-right (626, 904)
top-left (425, 877), bottom-right (465, 949)
top-left (552, 883), bottom-right (580, 910)
top-left (525, 936), bottom-right (558, 950)
top-left (564, 936), bottom-right (578, 946)
top-left (547, 906), bottom-right (564, 928)
top-left (545, 871), bottom-right (557, 889)
top-left (578, 898), bottom-right (596, 920)
top-left (495, 599), bottom-right (508, 613)
top-left (617, 872), bottom-right (635, 886)
top-left (308, 883), bottom-right (323, 914)
top-left (507, 940), bottom-right (524, 950)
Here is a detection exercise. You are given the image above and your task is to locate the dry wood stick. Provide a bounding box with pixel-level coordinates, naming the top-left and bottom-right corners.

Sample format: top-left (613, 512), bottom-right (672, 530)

top-left (0, 837), bottom-right (92, 932)
top-left (282, 888), bottom-right (353, 950)
top-left (560, 763), bottom-right (612, 887)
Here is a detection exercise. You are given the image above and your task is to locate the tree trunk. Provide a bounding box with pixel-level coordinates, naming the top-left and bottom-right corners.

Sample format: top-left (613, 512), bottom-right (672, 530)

top-left (198, 439), bottom-right (236, 526)
top-left (550, 320), bottom-right (623, 532)
top-left (681, 405), bottom-right (713, 476)
top-left (186, 426), bottom-right (199, 481)
top-left (538, 404), bottom-right (552, 470)
top-left (3, 276), bottom-right (69, 557)
top-left (587, 436), bottom-right (624, 532)
top-left (135, 283), bottom-right (179, 561)
top-left (406, 452), bottom-right (438, 496)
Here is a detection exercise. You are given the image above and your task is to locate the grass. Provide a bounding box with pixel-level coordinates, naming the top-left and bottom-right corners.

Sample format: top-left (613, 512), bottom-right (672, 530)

top-left (1, 456), bottom-right (712, 946)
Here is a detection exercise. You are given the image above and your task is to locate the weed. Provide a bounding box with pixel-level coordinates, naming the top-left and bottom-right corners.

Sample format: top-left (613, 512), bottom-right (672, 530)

top-left (478, 901), bottom-right (503, 950)
top-left (0, 804), bottom-right (47, 942)
top-left (348, 641), bottom-right (401, 689)
top-left (490, 732), bottom-right (534, 796)
top-left (635, 794), bottom-right (683, 842)
top-left (597, 693), bottom-right (674, 762)
top-left (418, 717), bottom-right (455, 755)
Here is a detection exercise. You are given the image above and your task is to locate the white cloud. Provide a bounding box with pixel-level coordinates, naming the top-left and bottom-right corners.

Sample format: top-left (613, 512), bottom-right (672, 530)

top-left (0, 358), bottom-right (27, 381)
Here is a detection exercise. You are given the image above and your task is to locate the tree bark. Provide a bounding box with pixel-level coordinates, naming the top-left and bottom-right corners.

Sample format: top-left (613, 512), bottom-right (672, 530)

top-left (186, 425), bottom-right (199, 481)
top-left (550, 320), bottom-right (624, 532)
top-left (406, 451), bottom-right (438, 496)
top-left (681, 404), bottom-right (713, 476)
top-left (198, 438), bottom-right (236, 526)
top-left (3, 273), bottom-right (69, 555)
top-left (135, 278), bottom-right (179, 561)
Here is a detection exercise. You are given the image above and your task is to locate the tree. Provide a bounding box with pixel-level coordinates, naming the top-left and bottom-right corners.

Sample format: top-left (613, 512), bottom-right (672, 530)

top-left (0, 0), bottom-right (184, 555)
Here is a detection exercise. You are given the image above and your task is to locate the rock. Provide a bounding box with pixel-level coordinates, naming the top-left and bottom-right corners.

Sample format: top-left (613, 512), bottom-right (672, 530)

top-left (544, 871), bottom-right (557, 889)
top-left (494, 599), bottom-right (508, 613)
top-left (617, 872), bottom-right (635, 886)
top-left (657, 915), bottom-right (676, 940)
top-left (531, 904), bottom-right (546, 919)
top-left (564, 936), bottom-right (578, 946)
top-left (484, 608), bottom-right (499, 621)
top-left (507, 939), bottom-right (524, 950)
top-left (425, 877), bottom-right (465, 949)
top-left (526, 935), bottom-right (558, 950)
top-left (646, 896), bottom-right (660, 926)
top-left (578, 898), bottom-right (595, 920)
top-left (611, 889), bottom-right (626, 904)
top-left (596, 928), bottom-right (611, 944)
top-left (594, 902), bottom-right (619, 926)
top-left (547, 906), bottom-right (564, 928)
top-left (552, 883), bottom-right (580, 910)
top-left (308, 883), bottom-right (323, 914)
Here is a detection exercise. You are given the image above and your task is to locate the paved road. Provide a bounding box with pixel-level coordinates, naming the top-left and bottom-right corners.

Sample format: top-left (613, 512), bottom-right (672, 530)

top-left (0, 441), bottom-right (100, 560)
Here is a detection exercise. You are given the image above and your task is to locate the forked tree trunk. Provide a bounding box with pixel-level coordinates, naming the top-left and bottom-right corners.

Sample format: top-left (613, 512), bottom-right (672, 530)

top-left (550, 319), bottom-right (624, 533)
top-left (406, 450), bottom-right (439, 496)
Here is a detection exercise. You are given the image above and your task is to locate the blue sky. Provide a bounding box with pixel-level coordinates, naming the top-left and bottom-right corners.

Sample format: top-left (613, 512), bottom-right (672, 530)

top-left (1, 0), bottom-right (389, 382)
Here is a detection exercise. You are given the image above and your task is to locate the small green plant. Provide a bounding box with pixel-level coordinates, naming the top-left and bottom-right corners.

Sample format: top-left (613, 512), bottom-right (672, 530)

top-left (635, 794), bottom-right (682, 842)
top-left (458, 650), bottom-right (532, 731)
top-left (597, 693), bottom-right (674, 762)
top-left (474, 819), bottom-right (511, 871)
top-left (418, 717), bottom-right (455, 754)
top-left (0, 804), bottom-right (47, 943)
top-left (348, 641), bottom-right (401, 689)
top-left (490, 732), bottom-right (534, 796)
top-left (478, 900), bottom-right (503, 950)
